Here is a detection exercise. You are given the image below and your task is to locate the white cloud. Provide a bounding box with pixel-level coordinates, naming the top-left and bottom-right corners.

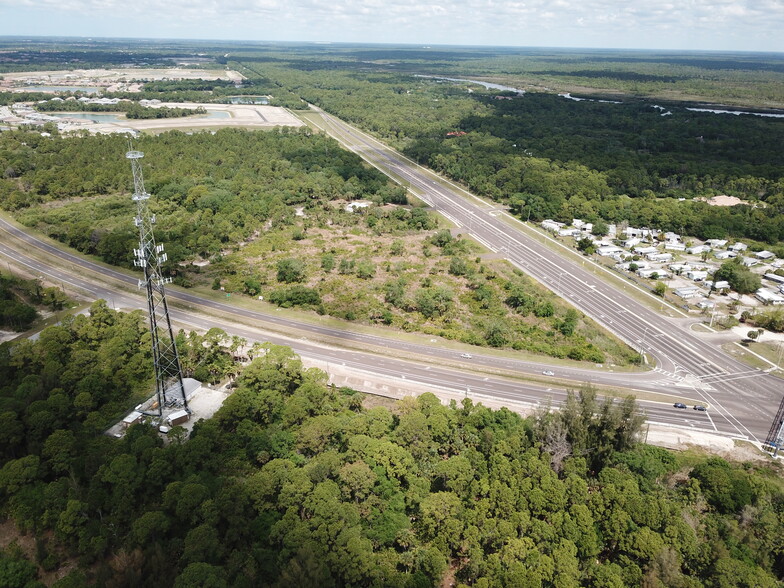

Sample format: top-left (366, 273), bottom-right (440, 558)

top-left (1, 0), bottom-right (783, 50)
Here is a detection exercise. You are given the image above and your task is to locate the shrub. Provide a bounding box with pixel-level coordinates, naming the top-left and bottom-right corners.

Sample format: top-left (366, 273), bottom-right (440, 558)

top-left (268, 286), bottom-right (322, 309)
top-left (277, 258), bottom-right (306, 283)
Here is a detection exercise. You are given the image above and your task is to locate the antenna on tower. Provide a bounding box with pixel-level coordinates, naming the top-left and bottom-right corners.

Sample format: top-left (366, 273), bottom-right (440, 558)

top-left (126, 148), bottom-right (189, 417)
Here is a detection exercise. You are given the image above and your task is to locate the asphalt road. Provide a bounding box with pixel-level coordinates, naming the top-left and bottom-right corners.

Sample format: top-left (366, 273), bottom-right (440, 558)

top-left (0, 218), bottom-right (721, 436)
top-left (1, 108), bottom-right (780, 442)
top-left (311, 107), bottom-right (783, 443)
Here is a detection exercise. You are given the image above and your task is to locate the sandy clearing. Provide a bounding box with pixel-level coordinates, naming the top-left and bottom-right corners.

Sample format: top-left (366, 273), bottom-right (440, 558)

top-left (1, 67), bottom-right (238, 86)
top-left (57, 102), bottom-right (303, 134)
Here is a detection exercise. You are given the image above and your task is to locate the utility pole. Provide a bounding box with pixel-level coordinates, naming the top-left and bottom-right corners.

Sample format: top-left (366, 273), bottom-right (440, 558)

top-left (127, 149), bottom-right (188, 417)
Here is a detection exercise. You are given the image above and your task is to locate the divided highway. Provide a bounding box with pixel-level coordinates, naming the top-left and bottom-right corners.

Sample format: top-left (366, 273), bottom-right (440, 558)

top-left (2, 106), bottom-right (780, 442)
top-left (0, 218), bottom-right (724, 436)
top-left (312, 107), bottom-right (782, 443)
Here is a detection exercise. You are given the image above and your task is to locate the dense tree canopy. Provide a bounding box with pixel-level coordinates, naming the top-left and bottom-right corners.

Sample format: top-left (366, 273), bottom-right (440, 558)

top-left (0, 311), bottom-right (782, 586)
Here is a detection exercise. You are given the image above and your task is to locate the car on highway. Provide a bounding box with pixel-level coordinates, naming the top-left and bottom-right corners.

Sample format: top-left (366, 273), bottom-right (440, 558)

top-left (673, 402), bottom-right (687, 409)
top-left (694, 405), bottom-right (707, 411)
top-left (460, 353), bottom-right (472, 359)
top-left (542, 370), bottom-right (555, 376)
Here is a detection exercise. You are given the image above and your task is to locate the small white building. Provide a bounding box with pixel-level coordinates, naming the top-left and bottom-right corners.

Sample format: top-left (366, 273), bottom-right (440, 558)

top-left (764, 273), bottom-right (784, 285)
top-left (687, 270), bottom-right (709, 282)
top-left (597, 245), bottom-right (623, 257)
top-left (663, 232), bottom-right (681, 243)
top-left (687, 245), bottom-right (711, 255)
top-left (729, 242), bottom-right (748, 252)
top-left (669, 263), bottom-right (692, 274)
top-left (665, 242), bottom-right (686, 252)
top-left (625, 227), bottom-right (657, 240)
top-left (756, 250), bottom-right (776, 260)
top-left (634, 246), bottom-right (659, 256)
top-left (122, 411), bottom-right (144, 429)
top-left (647, 252), bottom-right (673, 263)
top-left (638, 268), bottom-right (669, 279)
top-left (756, 288), bottom-right (784, 305)
top-left (706, 239), bottom-right (728, 249)
top-left (541, 219), bottom-right (564, 233)
top-left (559, 228), bottom-right (581, 238)
top-left (624, 237), bottom-right (641, 249)
top-left (167, 409), bottom-right (191, 427)
top-left (714, 251), bottom-right (737, 260)
top-left (741, 257), bottom-right (759, 267)
top-left (618, 261), bottom-right (650, 271)
top-left (674, 287), bottom-right (700, 299)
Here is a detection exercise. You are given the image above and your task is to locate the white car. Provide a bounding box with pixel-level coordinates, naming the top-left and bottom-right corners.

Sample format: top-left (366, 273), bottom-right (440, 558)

top-left (460, 353), bottom-right (473, 359)
top-left (542, 370), bottom-right (555, 376)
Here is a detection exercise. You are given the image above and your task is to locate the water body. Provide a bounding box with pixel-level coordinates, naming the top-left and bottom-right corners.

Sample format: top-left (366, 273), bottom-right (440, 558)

top-left (417, 75), bottom-right (784, 120)
top-left (651, 105), bottom-right (673, 116)
top-left (559, 92), bottom-right (622, 104)
top-left (686, 107), bottom-right (784, 119)
top-left (49, 112), bottom-right (125, 123)
top-left (227, 96), bottom-right (269, 104)
top-left (20, 85), bottom-right (101, 94)
top-left (416, 75), bottom-right (525, 94)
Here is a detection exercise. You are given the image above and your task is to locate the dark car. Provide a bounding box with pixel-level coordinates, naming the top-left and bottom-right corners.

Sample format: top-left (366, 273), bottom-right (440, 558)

top-left (673, 402), bottom-right (687, 409)
top-left (694, 405), bottom-right (707, 411)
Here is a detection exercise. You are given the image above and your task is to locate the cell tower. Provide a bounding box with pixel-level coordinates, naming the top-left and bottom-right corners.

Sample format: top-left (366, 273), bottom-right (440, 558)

top-left (126, 149), bottom-right (189, 417)
top-left (764, 396), bottom-right (784, 456)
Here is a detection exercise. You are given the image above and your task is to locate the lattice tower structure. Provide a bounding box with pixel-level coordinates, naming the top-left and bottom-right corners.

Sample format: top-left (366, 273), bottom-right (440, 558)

top-left (127, 150), bottom-right (189, 416)
top-left (764, 395), bottom-right (784, 454)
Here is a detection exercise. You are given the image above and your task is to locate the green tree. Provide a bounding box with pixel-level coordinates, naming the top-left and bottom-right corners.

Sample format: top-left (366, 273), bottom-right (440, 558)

top-left (277, 258), bottom-right (306, 283)
top-left (714, 260), bottom-right (761, 295)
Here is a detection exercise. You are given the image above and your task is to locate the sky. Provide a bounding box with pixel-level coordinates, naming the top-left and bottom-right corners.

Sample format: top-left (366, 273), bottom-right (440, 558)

top-left (2, 0), bottom-right (783, 52)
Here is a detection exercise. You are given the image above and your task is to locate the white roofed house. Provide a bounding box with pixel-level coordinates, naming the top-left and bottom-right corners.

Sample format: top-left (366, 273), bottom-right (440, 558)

top-left (669, 263), bottom-right (692, 274)
top-left (638, 268), bottom-right (668, 279)
top-left (706, 239), bottom-right (728, 249)
top-left (634, 246), bottom-right (659, 256)
top-left (665, 242), bottom-right (686, 252)
top-left (647, 252), bottom-right (673, 263)
top-left (686, 244), bottom-right (711, 255)
top-left (711, 280), bottom-right (731, 293)
top-left (541, 219), bottom-right (564, 233)
top-left (729, 242), bottom-right (748, 252)
top-left (756, 288), bottom-right (784, 305)
top-left (714, 250), bottom-right (737, 260)
top-left (618, 261), bottom-right (650, 271)
top-left (597, 245), bottom-right (623, 257)
top-left (625, 227), bottom-right (657, 240)
top-left (674, 286), bottom-right (700, 299)
top-left (756, 250), bottom-right (776, 261)
top-left (741, 257), bottom-right (759, 267)
top-left (687, 270), bottom-right (709, 282)
top-left (764, 273), bottom-right (784, 285)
